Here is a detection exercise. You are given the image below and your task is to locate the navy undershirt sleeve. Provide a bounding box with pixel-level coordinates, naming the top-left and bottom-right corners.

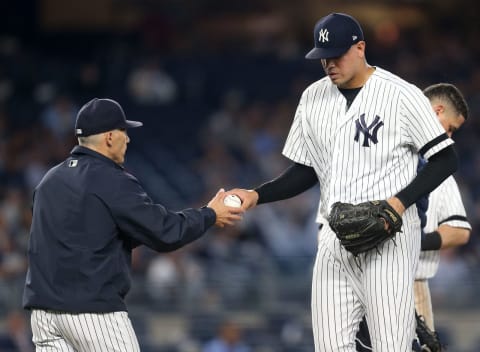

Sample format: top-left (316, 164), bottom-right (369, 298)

top-left (396, 145), bottom-right (457, 208)
top-left (255, 163), bottom-right (318, 204)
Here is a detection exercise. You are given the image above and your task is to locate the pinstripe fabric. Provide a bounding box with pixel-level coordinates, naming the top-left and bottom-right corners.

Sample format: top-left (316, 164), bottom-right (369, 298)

top-left (413, 280), bottom-right (433, 330)
top-left (414, 175), bottom-right (471, 331)
top-left (416, 176), bottom-right (471, 280)
top-left (31, 310), bottom-right (140, 351)
top-left (283, 67), bottom-right (452, 352)
top-left (315, 210), bottom-right (419, 351)
top-left (283, 67), bottom-right (453, 221)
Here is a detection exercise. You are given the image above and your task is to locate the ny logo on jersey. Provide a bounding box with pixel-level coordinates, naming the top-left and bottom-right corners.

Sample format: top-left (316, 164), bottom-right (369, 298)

top-left (354, 114), bottom-right (384, 147)
top-left (318, 28), bottom-right (329, 43)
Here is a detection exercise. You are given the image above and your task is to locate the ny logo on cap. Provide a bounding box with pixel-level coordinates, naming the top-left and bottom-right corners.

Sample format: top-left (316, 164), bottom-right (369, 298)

top-left (318, 28), bottom-right (329, 43)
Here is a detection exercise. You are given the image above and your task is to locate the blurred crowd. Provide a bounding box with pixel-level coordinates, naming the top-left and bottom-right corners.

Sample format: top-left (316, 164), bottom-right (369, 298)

top-left (0, 4), bottom-right (479, 351)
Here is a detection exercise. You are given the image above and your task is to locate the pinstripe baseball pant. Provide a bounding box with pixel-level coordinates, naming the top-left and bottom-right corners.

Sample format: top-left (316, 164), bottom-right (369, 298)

top-left (31, 310), bottom-right (141, 351)
top-left (414, 280), bottom-right (434, 330)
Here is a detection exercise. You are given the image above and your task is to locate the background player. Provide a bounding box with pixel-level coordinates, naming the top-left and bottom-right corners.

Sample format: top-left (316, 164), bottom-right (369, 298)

top-left (355, 83), bottom-right (472, 351)
top-left (22, 98), bottom-right (243, 351)
top-left (415, 83), bottom-right (472, 330)
top-left (226, 12), bottom-right (458, 351)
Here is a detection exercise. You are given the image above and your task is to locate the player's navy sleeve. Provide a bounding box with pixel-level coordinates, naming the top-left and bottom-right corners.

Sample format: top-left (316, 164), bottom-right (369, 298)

top-left (415, 157), bottom-right (429, 230)
top-left (396, 144), bottom-right (457, 208)
top-left (255, 162), bottom-right (318, 204)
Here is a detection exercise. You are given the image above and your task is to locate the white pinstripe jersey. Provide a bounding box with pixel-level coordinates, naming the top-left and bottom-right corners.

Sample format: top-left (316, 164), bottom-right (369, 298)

top-left (415, 176), bottom-right (471, 280)
top-left (282, 67), bottom-right (454, 223)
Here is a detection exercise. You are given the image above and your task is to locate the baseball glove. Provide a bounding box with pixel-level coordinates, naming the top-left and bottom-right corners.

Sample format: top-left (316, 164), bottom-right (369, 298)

top-left (415, 313), bottom-right (443, 352)
top-left (327, 200), bottom-right (402, 255)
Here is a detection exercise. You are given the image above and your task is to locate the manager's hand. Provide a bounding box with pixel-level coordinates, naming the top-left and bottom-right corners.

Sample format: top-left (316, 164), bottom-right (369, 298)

top-left (207, 188), bottom-right (244, 227)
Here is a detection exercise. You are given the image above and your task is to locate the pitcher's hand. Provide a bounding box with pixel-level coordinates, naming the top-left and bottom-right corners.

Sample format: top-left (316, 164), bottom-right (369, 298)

top-left (225, 189), bottom-right (259, 211)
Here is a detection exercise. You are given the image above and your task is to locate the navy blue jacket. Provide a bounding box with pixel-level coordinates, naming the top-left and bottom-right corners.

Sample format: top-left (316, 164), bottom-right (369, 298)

top-left (23, 146), bottom-right (216, 313)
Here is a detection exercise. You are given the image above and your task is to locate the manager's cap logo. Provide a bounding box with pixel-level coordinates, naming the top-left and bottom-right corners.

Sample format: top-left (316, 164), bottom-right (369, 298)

top-left (306, 12), bottom-right (364, 60)
top-left (74, 98), bottom-right (143, 137)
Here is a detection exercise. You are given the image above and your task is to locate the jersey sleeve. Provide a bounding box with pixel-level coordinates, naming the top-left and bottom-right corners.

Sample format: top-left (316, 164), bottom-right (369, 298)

top-left (282, 92), bottom-right (313, 166)
top-left (435, 176), bottom-right (471, 230)
top-left (400, 86), bottom-right (454, 159)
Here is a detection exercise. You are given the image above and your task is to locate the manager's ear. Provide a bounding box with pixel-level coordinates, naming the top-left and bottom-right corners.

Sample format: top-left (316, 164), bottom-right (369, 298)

top-left (104, 131), bottom-right (114, 147)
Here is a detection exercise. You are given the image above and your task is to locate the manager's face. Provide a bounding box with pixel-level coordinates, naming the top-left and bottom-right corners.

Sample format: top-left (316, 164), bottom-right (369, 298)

top-left (109, 128), bottom-right (130, 164)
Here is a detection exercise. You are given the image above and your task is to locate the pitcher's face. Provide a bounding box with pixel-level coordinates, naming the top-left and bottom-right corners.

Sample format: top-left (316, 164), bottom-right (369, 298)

top-left (321, 42), bottom-right (367, 89)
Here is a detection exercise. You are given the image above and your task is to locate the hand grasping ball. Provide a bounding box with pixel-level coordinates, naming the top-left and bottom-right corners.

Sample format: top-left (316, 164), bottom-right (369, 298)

top-left (223, 194), bottom-right (242, 208)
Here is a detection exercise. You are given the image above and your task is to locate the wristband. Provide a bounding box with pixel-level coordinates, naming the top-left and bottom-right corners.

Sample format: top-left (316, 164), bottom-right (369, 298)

top-left (421, 231), bottom-right (442, 251)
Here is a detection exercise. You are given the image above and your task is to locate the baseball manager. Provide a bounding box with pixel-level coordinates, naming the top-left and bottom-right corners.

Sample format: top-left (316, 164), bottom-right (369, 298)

top-left (22, 98), bottom-right (243, 351)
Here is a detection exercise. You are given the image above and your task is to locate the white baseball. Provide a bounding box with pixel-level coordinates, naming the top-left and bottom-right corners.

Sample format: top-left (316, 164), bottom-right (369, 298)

top-left (223, 194), bottom-right (242, 208)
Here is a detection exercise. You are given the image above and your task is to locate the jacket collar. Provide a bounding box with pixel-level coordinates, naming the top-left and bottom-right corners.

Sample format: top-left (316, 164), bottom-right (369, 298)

top-left (70, 145), bottom-right (124, 170)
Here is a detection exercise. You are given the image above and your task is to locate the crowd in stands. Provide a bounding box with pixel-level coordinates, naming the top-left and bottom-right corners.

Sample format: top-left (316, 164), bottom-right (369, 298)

top-left (0, 5), bottom-right (479, 351)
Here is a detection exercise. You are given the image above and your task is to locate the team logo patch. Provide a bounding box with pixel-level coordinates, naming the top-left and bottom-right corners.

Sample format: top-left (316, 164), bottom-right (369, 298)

top-left (354, 114), bottom-right (384, 147)
top-left (318, 28), bottom-right (329, 43)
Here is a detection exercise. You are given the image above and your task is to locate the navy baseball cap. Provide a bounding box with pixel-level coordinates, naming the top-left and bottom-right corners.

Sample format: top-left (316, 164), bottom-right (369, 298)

top-left (75, 98), bottom-right (143, 136)
top-left (305, 13), bottom-right (364, 60)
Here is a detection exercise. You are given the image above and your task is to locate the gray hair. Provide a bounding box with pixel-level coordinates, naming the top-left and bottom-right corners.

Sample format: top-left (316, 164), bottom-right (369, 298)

top-left (77, 133), bottom-right (103, 147)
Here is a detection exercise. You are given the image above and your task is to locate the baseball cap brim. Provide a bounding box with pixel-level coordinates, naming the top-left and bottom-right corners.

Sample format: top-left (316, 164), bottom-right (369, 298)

top-left (305, 46), bottom-right (350, 60)
top-left (125, 120), bottom-right (143, 128)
